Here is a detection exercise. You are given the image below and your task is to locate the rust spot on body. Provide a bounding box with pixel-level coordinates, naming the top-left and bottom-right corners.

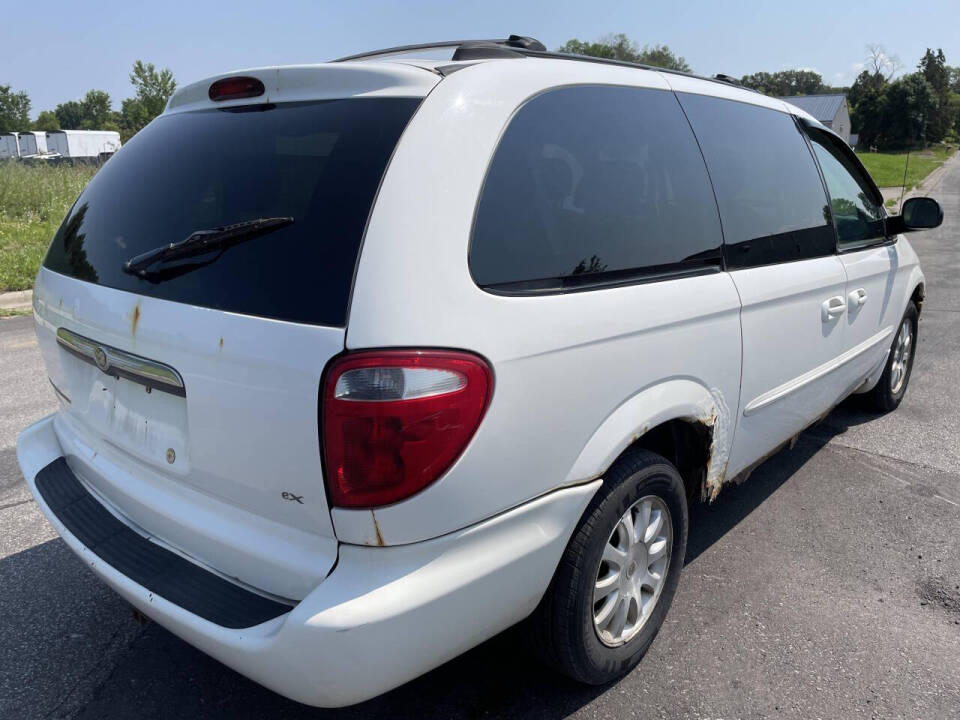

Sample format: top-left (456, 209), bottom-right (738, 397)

top-left (131, 303), bottom-right (141, 336)
top-left (218, 337), bottom-right (224, 350)
top-left (371, 510), bottom-right (386, 546)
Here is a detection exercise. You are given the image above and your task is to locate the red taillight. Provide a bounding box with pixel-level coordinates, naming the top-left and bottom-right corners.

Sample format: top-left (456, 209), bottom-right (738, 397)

top-left (208, 76), bottom-right (265, 102)
top-left (322, 350), bottom-right (493, 509)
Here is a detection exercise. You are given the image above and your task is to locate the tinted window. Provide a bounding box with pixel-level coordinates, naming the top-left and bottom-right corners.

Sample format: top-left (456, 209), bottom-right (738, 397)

top-left (43, 98), bottom-right (420, 326)
top-left (806, 127), bottom-right (886, 248)
top-left (677, 93), bottom-right (835, 268)
top-left (470, 85), bottom-right (722, 292)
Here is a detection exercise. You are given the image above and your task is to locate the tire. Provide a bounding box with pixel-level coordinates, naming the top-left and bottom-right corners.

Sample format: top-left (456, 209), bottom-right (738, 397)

top-left (531, 449), bottom-right (688, 685)
top-left (864, 302), bottom-right (918, 412)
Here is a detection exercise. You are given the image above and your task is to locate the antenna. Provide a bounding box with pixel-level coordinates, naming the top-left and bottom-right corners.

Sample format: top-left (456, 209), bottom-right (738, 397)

top-left (898, 150), bottom-right (911, 214)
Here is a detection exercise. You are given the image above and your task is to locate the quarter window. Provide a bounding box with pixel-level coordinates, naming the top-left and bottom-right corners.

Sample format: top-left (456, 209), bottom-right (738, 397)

top-left (470, 85), bottom-right (723, 292)
top-left (806, 127), bottom-right (886, 248)
top-left (676, 93), bottom-right (835, 268)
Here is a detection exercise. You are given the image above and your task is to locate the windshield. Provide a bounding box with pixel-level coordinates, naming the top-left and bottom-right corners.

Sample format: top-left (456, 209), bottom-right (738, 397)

top-left (43, 98), bottom-right (421, 326)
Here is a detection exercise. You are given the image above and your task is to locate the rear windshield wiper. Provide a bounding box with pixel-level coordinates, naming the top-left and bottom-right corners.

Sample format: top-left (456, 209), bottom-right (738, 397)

top-left (122, 217), bottom-right (294, 277)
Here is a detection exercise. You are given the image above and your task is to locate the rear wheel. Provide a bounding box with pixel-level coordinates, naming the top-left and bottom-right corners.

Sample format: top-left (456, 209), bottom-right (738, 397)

top-left (532, 449), bottom-right (688, 684)
top-left (865, 302), bottom-right (918, 412)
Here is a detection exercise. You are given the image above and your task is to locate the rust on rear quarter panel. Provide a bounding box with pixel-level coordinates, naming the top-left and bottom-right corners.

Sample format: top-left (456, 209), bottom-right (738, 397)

top-left (699, 389), bottom-right (732, 502)
top-left (370, 510), bottom-right (386, 546)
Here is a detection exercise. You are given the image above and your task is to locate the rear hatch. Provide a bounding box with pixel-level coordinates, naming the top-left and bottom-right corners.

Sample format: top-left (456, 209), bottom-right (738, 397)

top-left (32, 65), bottom-right (434, 599)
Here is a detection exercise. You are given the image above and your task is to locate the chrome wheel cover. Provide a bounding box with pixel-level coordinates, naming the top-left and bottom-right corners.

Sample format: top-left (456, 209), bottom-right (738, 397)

top-left (593, 495), bottom-right (673, 647)
top-left (890, 318), bottom-right (913, 394)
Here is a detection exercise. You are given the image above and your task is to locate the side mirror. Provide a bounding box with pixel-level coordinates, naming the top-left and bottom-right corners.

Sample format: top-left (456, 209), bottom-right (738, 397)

top-left (901, 196), bottom-right (943, 230)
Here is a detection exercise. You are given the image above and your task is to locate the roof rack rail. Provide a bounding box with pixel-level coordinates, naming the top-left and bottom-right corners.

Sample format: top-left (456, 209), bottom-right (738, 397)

top-left (333, 35), bottom-right (545, 63)
top-left (503, 35), bottom-right (546, 51)
top-left (712, 74), bottom-right (742, 87)
top-left (452, 42), bottom-right (525, 62)
top-left (333, 36), bottom-right (758, 94)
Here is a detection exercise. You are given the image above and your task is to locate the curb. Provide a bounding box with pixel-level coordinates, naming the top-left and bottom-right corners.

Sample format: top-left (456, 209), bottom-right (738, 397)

top-left (0, 289), bottom-right (33, 311)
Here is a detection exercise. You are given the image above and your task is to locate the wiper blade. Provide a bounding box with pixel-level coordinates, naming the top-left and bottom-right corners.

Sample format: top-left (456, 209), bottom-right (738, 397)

top-left (122, 217), bottom-right (294, 276)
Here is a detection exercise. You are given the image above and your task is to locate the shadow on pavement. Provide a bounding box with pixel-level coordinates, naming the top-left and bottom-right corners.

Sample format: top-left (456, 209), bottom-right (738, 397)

top-left (70, 620), bottom-right (611, 719)
top-left (685, 398), bottom-right (874, 566)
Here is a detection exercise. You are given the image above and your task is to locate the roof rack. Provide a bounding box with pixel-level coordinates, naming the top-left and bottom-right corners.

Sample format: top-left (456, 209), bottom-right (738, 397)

top-left (333, 36), bottom-right (755, 93)
top-left (712, 74), bottom-right (743, 87)
top-left (333, 35), bottom-right (545, 63)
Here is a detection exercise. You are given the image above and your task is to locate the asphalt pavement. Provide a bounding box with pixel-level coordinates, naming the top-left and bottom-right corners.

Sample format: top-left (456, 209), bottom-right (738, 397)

top-left (1, 159), bottom-right (959, 719)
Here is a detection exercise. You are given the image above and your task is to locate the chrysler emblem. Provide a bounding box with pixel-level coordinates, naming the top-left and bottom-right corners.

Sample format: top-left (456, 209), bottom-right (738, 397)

top-left (94, 346), bottom-right (109, 372)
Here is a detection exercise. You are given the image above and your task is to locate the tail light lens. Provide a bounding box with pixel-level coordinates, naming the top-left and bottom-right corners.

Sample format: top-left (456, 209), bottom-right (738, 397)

top-left (322, 350), bottom-right (493, 508)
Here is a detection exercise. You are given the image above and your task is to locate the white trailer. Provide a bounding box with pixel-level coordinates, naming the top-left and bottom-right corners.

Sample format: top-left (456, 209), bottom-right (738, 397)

top-left (0, 132), bottom-right (22, 159)
top-left (45, 130), bottom-right (121, 160)
top-left (19, 130), bottom-right (47, 157)
top-left (16, 131), bottom-right (48, 157)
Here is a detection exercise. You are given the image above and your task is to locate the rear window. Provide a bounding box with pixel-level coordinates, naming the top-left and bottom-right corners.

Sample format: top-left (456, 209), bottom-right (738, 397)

top-left (470, 85), bottom-right (722, 293)
top-left (43, 98), bottom-right (421, 326)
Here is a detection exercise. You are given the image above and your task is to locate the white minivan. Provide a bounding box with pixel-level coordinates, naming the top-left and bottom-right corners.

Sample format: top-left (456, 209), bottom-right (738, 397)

top-left (17, 36), bottom-right (942, 708)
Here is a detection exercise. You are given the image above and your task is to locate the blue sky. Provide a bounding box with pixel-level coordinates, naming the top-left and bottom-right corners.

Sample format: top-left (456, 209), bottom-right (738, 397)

top-left (5, 0), bottom-right (959, 115)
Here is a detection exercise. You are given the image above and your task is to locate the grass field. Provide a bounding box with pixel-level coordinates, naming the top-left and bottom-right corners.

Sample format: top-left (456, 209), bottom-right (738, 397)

top-left (856, 146), bottom-right (954, 189)
top-left (0, 161), bottom-right (96, 292)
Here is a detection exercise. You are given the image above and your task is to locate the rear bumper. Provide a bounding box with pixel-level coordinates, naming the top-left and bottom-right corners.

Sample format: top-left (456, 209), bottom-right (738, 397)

top-left (18, 414), bottom-right (599, 707)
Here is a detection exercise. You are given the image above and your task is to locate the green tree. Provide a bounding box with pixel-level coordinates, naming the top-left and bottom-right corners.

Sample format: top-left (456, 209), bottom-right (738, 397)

top-left (79, 89), bottom-right (113, 129)
top-left (32, 110), bottom-right (60, 131)
top-left (739, 71), bottom-right (774, 94)
top-left (848, 69), bottom-right (889, 146)
top-left (119, 98), bottom-right (148, 142)
top-left (918, 48), bottom-right (953, 142)
top-left (130, 60), bottom-right (176, 115)
top-left (883, 73), bottom-right (937, 146)
top-left (119, 60), bottom-right (176, 140)
top-left (740, 69), bottom-right (826, 96)
top-left (919, 49), bottom-right (949, 92)
top-left (847, 45), bottom-right (959, 149)
top-left (949, 93), bottom-right (960, 140)
top-left (850, 87), bottom-right (887, 148)
top-left (54, 92), bottom-right (118, 131)
top-left (848, 69), bottom-right (885, 110)
top-left (636, 44), bottom-right (691, 73)
top-left (950, 66), bottom-right (960, 93)
top-left (0, 84), bottom-right (31, 133)
top-left (559, 33), bottom-right (637, 61)
top-left (847, 46), bottom-right (902, 148)
top-left (54, 100), bottom-right (84, 129)
top-left (557, 34), bottom-right (691, 72)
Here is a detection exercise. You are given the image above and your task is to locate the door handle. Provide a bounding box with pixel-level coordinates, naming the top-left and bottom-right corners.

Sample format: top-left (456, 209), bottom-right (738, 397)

top-left (848, 287), bottom-right (868, 308)
top-left (821, 295), bottom-right (846, 321)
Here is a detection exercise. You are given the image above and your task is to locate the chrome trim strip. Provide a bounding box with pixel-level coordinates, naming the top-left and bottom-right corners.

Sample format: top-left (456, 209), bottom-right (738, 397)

top-left (56, 327), bottom-right (186, 397)
top-left (743, 326), bottom-right (894, 417)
